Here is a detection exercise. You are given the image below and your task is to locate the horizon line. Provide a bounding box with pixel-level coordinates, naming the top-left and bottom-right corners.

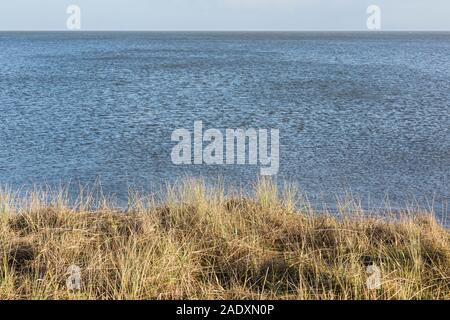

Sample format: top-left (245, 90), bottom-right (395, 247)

top-left (1, 27), bottom-right (450, 32)
top-left (1, 29), bottom-right (450, 33)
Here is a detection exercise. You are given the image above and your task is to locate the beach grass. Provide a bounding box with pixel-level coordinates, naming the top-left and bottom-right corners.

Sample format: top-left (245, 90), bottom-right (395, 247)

top-left (0, 178), bottom-right (449, 300)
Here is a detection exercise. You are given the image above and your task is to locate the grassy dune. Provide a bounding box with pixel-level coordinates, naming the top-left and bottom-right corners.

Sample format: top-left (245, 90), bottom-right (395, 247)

top-left (0, 179), bottom-right (449, 300)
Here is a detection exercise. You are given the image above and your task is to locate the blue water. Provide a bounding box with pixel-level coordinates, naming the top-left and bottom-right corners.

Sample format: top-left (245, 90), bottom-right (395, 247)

top-left (0, 32), bottom-right (449, 216)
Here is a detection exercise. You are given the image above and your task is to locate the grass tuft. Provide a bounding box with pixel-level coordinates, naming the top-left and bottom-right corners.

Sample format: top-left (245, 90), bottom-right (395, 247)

top-left (0, 179), bottom-right (448, 300)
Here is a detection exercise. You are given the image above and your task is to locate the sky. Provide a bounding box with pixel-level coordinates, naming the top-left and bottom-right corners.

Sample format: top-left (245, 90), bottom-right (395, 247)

top-left (0, 0), bottom-right (449, 31)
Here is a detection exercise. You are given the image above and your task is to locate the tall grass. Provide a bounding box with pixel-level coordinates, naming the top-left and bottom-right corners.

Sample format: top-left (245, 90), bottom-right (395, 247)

top-left (0, 178), bottom-right (449, 300)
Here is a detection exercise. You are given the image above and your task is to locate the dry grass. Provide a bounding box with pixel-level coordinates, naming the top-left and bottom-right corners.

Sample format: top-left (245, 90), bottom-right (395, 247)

top-left (0, 179), bottom-right (449, 300)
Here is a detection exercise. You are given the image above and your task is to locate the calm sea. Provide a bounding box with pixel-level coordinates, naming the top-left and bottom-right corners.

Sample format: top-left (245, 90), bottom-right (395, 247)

top-left (0, 32), bottom-right (449, 216)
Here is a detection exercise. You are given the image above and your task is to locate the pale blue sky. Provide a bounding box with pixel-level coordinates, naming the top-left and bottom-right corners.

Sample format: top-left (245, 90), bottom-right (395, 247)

top-left (0, 0), bottom-right (449, 31)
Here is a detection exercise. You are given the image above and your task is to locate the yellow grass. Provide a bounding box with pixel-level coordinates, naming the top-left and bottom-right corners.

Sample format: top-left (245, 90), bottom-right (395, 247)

top-left (0, 178), bottom-right (449, 300)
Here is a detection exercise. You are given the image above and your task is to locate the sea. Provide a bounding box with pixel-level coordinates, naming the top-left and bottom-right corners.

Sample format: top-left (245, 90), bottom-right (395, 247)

top-left (0, 32), bottom-right (449, 218)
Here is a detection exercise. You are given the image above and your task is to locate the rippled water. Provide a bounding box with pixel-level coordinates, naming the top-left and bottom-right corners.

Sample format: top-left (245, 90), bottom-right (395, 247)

top-left (0, 32), bottom-right (449, 215)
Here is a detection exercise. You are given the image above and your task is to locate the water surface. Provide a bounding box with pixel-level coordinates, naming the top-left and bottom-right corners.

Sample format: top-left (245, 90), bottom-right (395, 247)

top-left (0, 32), bottom-right (449, 216)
